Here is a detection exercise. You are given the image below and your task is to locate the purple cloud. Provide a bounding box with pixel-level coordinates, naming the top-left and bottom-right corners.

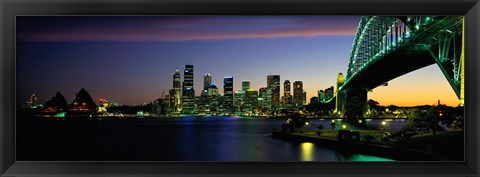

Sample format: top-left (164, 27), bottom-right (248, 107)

top-left (17, 16), bottom-right (359, 42)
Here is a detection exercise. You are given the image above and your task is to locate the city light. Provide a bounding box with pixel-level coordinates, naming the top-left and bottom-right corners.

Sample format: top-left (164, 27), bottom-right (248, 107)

top-left (16, 15), bottom-right (465, 162)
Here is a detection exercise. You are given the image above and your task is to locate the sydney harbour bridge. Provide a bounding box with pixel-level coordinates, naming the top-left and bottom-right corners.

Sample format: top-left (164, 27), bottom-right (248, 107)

top-left (326, 16), bottom-right (464, 118)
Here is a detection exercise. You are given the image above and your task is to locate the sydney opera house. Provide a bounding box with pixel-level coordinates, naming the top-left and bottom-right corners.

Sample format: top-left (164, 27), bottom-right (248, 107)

top-left (40, 88), bottom-right (98, 117)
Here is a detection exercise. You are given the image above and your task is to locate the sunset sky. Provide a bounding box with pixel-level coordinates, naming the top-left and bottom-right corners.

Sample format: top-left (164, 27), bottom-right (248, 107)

top-left (16, 16), bottom-right (460, 107)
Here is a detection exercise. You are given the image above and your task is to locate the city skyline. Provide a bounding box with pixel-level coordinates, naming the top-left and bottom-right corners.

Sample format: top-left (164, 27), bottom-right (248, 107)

top-left (16, 16), bottom-right (460, 107)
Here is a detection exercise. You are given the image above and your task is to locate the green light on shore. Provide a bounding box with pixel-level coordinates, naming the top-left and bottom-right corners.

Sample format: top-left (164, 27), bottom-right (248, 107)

top-left (55, 112), bottom-right (65, 118)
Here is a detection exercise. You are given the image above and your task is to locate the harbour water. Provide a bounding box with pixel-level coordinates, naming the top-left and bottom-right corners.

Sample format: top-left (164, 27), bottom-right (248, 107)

top-left (17, 116), bottom-right (408, 161)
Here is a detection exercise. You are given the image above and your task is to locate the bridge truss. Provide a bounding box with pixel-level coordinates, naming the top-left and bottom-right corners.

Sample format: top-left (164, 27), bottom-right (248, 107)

top-left (336, 16), bottom-right (464, 117)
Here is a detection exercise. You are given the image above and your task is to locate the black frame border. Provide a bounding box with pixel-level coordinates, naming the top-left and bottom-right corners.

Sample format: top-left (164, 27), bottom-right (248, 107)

top-left (1, 0), bottom-right (479, 176)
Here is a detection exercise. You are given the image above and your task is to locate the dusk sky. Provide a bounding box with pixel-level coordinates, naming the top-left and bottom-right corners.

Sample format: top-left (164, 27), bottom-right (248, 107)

top-left (16, 16), bottom-right (460, 107)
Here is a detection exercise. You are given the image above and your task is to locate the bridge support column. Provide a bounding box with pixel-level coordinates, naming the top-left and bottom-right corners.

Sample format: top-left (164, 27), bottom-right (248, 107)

top-left (335, 91), bottom-right (346, 117)
top-left (345, 89), bottom-right (368, 119)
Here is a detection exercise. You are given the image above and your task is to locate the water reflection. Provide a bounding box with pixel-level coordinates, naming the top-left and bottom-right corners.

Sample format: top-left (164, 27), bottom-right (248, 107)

top-left (300, 142), bottom-right (315, 161)
top-left (18, 116), bottom-right (406, 161)
top-left (343, 154), bottom-right (395, 162)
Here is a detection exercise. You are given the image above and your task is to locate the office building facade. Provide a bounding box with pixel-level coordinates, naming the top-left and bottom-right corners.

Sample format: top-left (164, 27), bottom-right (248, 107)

top-left (223, 76), bottom-right (234, 114)
top-left (293, 81), bottom-right (303, 107)
top-left (182, 65), bottom-right (195, 114)
top-left (267, 75), bottom-right (280, 110)
top-left (283, 80), bottom-right (291, 108)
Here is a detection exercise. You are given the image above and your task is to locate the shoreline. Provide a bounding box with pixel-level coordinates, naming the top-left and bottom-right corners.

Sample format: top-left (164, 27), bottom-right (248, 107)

top-left (271, 131), bottom-right (440, 161)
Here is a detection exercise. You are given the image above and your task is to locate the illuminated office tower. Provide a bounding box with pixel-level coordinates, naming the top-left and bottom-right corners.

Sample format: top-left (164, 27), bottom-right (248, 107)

top-left (283, 80), bottom-right (291, 108)
top-left (245, 88), bottom-right (258, 114)
top-left (318, 90), bottom-right (325, 102)
top-left (173, 69), bottom-right (182, 112)
top-left (325, 86), bottom-right (334, 100)
top-left (182, 65), bottom-right (195, 114)
top-left (197, 89), bottom-right (209, 115)
top-left (258, 87), bottom-right (271, 111)
top-left (233, 90), bottom-right (245, 113)
top-left (293, 81), bottom-right (303, 107)
top-left (204, 73), bottom-right (212, 90)
top-left (242, 80), bottom-right (250, 92)
top-left (207, 83), bottom-right (219, 115)
top-left (223, 76), bottom-right (234, 114)
top-left (167, 89), bottom-right (176, 114)
top-left (267, 75), bottom-right (280, 110)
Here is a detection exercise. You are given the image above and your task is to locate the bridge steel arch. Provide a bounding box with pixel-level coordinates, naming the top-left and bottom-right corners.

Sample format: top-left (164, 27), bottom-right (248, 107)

top-left (336, 16), bottom-right (463, 118)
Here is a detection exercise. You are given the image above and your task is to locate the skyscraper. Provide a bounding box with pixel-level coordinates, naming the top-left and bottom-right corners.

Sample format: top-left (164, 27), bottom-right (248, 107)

top-left (173, 69), bottom-right (182, 113)
top-left (233, 90), bottom-right (244, 113)
top-left (258, 87), bottom-right (271, 111)
top-left (204, 73), bottom-right (212, 90)
top-left (207, 83), bottom-right (219, 115)
top-left (242, 80), bottom-right (250, 92)
top-left (325, 86), bottom-right (334, 100)
top-left (318, 90), bottom-right (325, 102)
top-left (293, 81), bottom-right (303, 107)
top-left (267, 75), bottom-right (280, 110)
top-left (182, 65), bottom-right (195, 114)
top-left (244, 88), bottom-right (258, 114)
top-left (283, 80), bottom-right (291, 108)
top-left (223, 76), bottom-right (233, 114)
top-left (167, 89), bottom-right (176, 114)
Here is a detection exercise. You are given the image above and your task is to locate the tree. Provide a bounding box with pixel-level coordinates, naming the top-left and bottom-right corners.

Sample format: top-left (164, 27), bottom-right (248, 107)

top-left (367, 99), bottom-right (379, 107)
top-left (285, 114), bottom-right (307, 132)
top-left (330, 122), bottom-right (337, 130)
top-left (408, 107), bottom-right (444, 135)
top-left (367, 99), bottom-right (381, 118)
top-left (317, 125), bottom-right (325, 131)
top-left (316, 125), bottom-right (325, 136)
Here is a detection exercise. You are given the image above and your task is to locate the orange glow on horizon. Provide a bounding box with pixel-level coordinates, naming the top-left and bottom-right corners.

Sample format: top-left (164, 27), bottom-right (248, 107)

top-left (302, 64), bottom-right (460, 107)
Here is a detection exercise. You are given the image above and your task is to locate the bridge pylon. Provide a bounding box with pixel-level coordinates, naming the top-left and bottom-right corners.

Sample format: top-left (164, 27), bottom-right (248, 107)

top-left (334, 73), bottom-right (346, 117)
top-left (344, 89), bottom-right (368, 119)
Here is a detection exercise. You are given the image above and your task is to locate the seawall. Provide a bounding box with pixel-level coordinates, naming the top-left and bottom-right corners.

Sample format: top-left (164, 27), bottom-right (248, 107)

top-left (272, 131), bottom-right (439, 161)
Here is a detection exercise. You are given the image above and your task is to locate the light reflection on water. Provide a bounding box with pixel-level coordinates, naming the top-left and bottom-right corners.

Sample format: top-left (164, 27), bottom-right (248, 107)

top-left (345, 154), bottom-right (395, 162)
top-left (300, 142), bottom-right (315, 161)
top-left (124, 117), bottom-right (404, 161)
top-left (57, 117), bottom-right (406, 161)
